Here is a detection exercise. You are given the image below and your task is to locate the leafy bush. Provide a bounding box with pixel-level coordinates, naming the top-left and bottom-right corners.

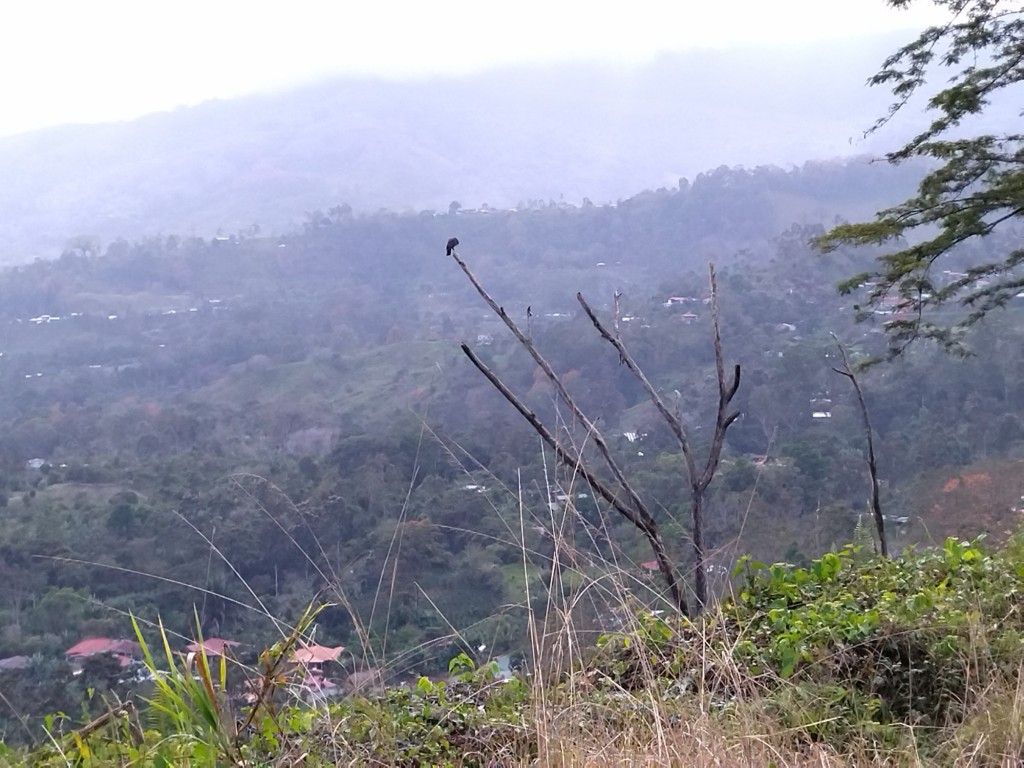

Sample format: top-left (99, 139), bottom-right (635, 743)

top-left (592, 534), bottom-right (1024, 755)
top-left (249, 654), bottom-right (532, 766)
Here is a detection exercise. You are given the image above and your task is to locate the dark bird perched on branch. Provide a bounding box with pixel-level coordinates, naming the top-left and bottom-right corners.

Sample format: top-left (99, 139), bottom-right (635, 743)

top-left (446, 237), bottom-right (459, 256)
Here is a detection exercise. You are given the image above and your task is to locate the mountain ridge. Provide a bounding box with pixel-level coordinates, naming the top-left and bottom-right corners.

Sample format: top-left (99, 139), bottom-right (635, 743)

top-left (0, 33), bottom-right (922, 262)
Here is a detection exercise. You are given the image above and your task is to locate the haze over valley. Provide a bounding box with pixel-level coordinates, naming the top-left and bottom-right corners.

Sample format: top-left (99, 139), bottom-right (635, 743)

top-left (0, 33), bottom-right (956, 261)
top-left (4, 8), bottom-right (1024, 762)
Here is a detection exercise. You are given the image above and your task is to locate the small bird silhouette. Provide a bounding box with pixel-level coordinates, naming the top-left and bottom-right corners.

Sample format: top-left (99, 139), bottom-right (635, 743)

top-left (446, 237), bottom-right (459, 256)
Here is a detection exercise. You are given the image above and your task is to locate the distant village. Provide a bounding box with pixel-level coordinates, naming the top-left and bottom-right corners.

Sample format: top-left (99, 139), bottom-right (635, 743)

top-left (0, 633), bottom-right (515, 705)
top-left (1, 298), bottom-right (228, 382)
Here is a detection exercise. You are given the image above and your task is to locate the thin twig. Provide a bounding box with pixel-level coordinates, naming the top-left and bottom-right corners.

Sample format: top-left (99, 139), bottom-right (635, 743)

top-left (460, 343), bottom-right (688, 614)
top-left (73, 702), bottom-right (144, 746)
top-left (831, 333), bottom-right (887, 558)
top-left (451, 247), bottom-right (686, 612)
top-left (578, 263), bottom-right (741, 610)
top-left (450, 249), bottom-right (653, 530)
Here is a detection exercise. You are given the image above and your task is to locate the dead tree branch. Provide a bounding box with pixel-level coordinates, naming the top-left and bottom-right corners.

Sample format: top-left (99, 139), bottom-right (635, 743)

top-left (578, 262), bottom-right (740, 610)
top-left (451, 248), bottom-right (688, 614)
top-left (831, 333), bottom-right (887, 558)
top-left (69, 701), bottom-right (144, 748)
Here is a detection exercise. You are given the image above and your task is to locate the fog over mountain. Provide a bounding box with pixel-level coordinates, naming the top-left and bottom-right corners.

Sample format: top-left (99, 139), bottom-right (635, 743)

top-left (0, 31), bottom-right (991, 262)
top-left (12, 6), bottom-right (1024, 753)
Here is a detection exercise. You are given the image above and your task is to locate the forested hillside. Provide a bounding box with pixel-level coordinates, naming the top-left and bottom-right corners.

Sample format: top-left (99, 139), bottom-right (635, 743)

top-left (0, 34), bottom-right (956, 261)
top-left (2, 160), bottom-right (1024, 741)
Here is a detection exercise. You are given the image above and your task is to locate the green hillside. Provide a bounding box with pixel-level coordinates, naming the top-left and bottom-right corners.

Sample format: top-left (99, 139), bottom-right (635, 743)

top-left (2, 163), bottom-right (1024, 754)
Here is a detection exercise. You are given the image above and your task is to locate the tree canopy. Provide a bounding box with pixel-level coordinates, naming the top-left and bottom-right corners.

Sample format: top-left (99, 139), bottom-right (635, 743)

top-left (816, 0), bottom-right (1024, 356)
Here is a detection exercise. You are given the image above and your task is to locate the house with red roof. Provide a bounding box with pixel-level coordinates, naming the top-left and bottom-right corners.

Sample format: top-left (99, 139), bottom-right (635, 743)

top-left (292, 643), bottom-right (344, 666)
top-left (281, 643), bottom-right (346, 701)
top-left (66, 637), bottom-right (141, 668)
top-left (185, 638), bottom-right (240, 657)
top-left (290, 671), bottom-right (340, 702)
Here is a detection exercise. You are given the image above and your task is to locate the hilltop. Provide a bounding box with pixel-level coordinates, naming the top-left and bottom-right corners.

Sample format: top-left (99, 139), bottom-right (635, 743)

top-left (0, 33), bottom-right (946, 262)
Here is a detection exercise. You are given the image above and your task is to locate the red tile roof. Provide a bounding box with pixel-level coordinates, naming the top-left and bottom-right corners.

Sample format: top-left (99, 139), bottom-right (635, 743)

top-left (292, 644), bottom-right (344, 664)
top-left (185, 638), bottom-right (240, 656)
top-left (66, 638), bottom-right (140, 658)
top-left (301, 674), bottom-right (337, 691)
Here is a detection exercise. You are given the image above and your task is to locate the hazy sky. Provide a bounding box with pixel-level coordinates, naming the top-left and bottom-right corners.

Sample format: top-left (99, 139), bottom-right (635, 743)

top-left (2, 1), bottom-right (949, 138)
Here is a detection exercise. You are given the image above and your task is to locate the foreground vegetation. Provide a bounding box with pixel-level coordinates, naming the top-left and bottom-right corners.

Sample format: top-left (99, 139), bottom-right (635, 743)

top-left (7, 530), bottom-right (1024, 766)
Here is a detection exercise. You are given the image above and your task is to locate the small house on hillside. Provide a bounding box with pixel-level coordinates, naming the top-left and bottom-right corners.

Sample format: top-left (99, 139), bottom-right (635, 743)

top-left (295, 672), bottom-right (339, 702)
top-left (185, 638), bottom-right (240, 657)
top-left (290, 643), bottom-right (346, 702)
top-left (750, 455), bottom-right (789, 468)
top-left (66, 637), bottom-right (141, 668)
top-left (292, 643), bottom-right (344, 672)
top-left (0, 656), bottom-right (30, 672)
top-left (810, 397), bottom-right (833, 420)
top-left (663, 296), bottom-right (698, 307)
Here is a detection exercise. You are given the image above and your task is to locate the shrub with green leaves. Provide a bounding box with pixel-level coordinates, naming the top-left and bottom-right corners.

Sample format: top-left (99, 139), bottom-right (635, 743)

top-left (241, 652), bottom-right (532, 766)
top-left (594, 534), bottom-right (1024, 754)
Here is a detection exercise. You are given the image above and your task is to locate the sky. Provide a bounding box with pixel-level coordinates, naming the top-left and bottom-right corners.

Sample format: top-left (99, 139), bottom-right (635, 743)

top-left (1, 1), bottom-right (950, 138)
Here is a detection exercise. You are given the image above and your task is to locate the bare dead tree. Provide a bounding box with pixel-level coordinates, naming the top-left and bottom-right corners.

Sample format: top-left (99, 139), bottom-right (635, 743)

top-left (830, 333), bottom-right (887, 558)
top-left (450, 247), bottom-right (689, 615)
top-left (578, 263), bottom-right (740, 610)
